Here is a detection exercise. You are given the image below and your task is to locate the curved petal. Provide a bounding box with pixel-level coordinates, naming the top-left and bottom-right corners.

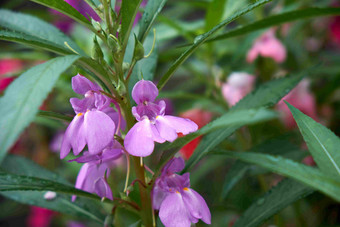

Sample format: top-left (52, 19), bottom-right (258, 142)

top-left (124, 119), bottom-right (155, 157)
top-left (60, 114), bottom-right (86, 159)
top-left (72, 163), bottom-right (90, 201)
top-left (155, 116), bottom-right (178, 142)
top-left (94, 177), bottom-right (113, 200)
top-left (182, 188), bottom-right (211, 224)
top-left (159, 192), bottom-right (192, 227)
top-left (70, 97), bottom-right (93, 114)
top-left (84, 110), bottom-right (115, 154)
top-left (162, 116), bottom-right (198, 135)
top-left (72, 74), bottom-right (101, 95)
top-left (162, 157), bottom-right (185, 174)
top-left (132, 80), bottom-right (158, 104)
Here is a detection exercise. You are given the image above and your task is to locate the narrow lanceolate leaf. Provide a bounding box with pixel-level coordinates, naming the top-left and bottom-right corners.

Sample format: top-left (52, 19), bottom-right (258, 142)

top-left (138, 0), bottom-right (167, 43)
top-left (233, 179), bottom-right (314, 227)
top-left (0, 55), bottom-right (80, 163)
top-left (37, 110), bottom-right (73, 122)
top-left (0, 155), bottom-right (105, 223)
top-left (0, 9), bottom-right (85, 55)
top-left (215, 150), bottom-right (340, 202)
top-left (287, 102), bottom-right (340, 178)
top-left (120, 0), bottom-right (142, 47)
top-left (157, 0), bottom-right (272, 90)
top-left (209, 7), bottom-right (340, 43)
top-left (30, 0), bottom-right (92, 27)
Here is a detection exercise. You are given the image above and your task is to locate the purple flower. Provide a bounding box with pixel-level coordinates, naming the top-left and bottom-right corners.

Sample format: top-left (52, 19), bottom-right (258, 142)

top-left (71, 141), bottom-right (123, 201)
top-left (60, 75), bottom-right (118, 159)
top-left (152, 157), bottom-right (211, 227)
top-left (124, 80), bottom-right (198, 157)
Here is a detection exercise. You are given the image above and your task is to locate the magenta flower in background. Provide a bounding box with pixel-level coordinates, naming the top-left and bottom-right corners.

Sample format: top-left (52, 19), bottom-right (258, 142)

top-left (247, 29), bottom-right (286, 63)
top-left (71, 141), bottom-right (123, 200)
top-left (152, 157), bottom-right (211, 227)
top-left (124, 80), bottom-right (198, 157)
top-left (222, 72), bottom-right (255, 107)
top-left (276, 79), bottom-right (318, 128)
top-left (60, 75), bottom-right (118, 159)
top-left (27, 206), bottom-right (55, 227)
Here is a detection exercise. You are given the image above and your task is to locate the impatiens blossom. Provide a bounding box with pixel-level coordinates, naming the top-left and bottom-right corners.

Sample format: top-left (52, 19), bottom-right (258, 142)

top-left (152, 157), bottom-right (211, 227)
top-left (222, 72), bottom-right (255, 107)
top-left (276, 79), bottom-right (318, 128)
top-left (179, 109), bottom-right (212, 159)
top-left (70, 141), bottom-right (123, 201)
top-left (60, 75), bottom-right (118, 159)
top-left (330, 16), bottom-right (340, 48)
top-left (247, 29), bottom-right (286, 63)
top-left (27, 206), bottom-right (55, 227)
top-left (124, 80), bottom-right (198, 157)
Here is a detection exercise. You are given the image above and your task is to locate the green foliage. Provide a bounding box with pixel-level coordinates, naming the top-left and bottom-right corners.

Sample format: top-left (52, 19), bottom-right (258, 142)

top-left (233, 179), bottom-right (314, 227)
top-left (0, 155), bottom-right (105, 223)
top-left (287, 102), bottom-right (340, 178)
top-left (0, 9), bottom-right (85, 55)
top-left (0, 55), bottom-right (80, 163)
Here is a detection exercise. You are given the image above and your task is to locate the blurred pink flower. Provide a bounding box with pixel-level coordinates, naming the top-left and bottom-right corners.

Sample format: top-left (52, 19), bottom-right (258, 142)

top-left (27, 206), bottom-right (55, 227)
top-left (222, 72), bottom-right (255, 107)
top-left (276, 79), bottom-right (318, 128)
top-left (302, 155), bottom-right (316, 166)
top-left (330, 16), bottom-right (340, 48)
top-left (0, 58), bottom-right (22, 76)
top-left (247, 29), bottom-right (286, 63)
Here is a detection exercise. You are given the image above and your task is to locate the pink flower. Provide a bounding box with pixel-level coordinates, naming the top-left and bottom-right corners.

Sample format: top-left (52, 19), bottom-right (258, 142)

top-left (0, 58), bottom-right (22, 76)
top-left (222, 72), bottom-right (255, 107)
top-left (330, 16), bottom-right (340, 48)
top-left (247, 29), bottom-right (286, 63)
top-left (27, 206), bottom-right (55, 227)
top-left (276, 79), bottom-right (318, 128)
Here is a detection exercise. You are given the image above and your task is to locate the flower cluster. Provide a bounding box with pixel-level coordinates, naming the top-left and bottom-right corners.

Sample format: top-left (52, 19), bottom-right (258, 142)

top-left (124, 80), bottom-right (198, 157)
top-left (152, 157), bottom-right (211, 226)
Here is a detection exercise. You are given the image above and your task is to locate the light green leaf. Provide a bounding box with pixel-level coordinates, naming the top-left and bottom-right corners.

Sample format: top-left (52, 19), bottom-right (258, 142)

top-left (0, 9), bottom-right (85, 55)
top-left (214, 150), bottom-right (340, 202)
top-left (138, 0), bottom-right (167, 43)
top-left (233, 179), bottom-right (314, 227)
top-left (287, 102), bottom-right (340, 178)
top-left (156, 0), bottom-right (272, 90)
top-left (205, 0), bottom-right (227, 31)
top-left (0, 55), bottom-right (80, 163)
top-left (209, 7), bottom-right (340, 43)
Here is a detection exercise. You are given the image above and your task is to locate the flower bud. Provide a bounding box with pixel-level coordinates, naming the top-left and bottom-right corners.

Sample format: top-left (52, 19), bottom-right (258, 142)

top-left (108, 34), bottom-right (120, 53)
top-left (122, 62), bottom-right (130, 74)
top-left (91, 18), bottom-right (102, 33)
top-left (133, 35), bottom-right (144, 61)
top-left (92, 36), bottom-right (104, 61)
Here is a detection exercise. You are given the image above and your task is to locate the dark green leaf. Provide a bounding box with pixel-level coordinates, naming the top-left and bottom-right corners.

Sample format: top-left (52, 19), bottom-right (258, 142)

top-left (157, 0), bottom-right (272, 90)
top-left (0, 9), bottom-right (85, 55)
top-left (38, 110), bottom-right (73, 122)
top-left (0, 55), bottom-right (80, 163)
top-left (233, 179), bottom-right (314, 227)
top-left (120, 0), bottom-right (142, 47)
top-left (138, 0), bottom-right (167, 43)
top-left (214, 150), bottom-right (340, 202)
top-left (209, 7), bottom-right (340, 43)
top-left (287, 102), bottom-right (340, 178)
top-left (0, 155), bottom-right (105, 223)
top-left (30, 0), bottom-right (92, 28)
top-left (205, 0), bottom-right (227, 31)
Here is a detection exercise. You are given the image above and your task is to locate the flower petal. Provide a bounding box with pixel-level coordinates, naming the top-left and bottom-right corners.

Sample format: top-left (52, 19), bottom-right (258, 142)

top-left (60, 114), bottom-right (86, 159)
top-left (72, 163), bottom-right (90, 201)
top-left (84, 110), bottom-right (115, 154)
top-left (132, 80), bottom-right (158, 104)
top-left (162, 116), bottom-right (198, 135)
top-left (159, 192), bottom-right (191, 227)
top-left (124, 119), bottom-right (155, 157)
top-left (94, 177), bottom-right (113, 200)
top-left (155, 116), bottom-right (178, 142)
top-left (182, 188), bottom-right (211, 224)
top-left (162, 157), bottom-right (185, 174)
top-left (72, 74), bottom-right (100, 95)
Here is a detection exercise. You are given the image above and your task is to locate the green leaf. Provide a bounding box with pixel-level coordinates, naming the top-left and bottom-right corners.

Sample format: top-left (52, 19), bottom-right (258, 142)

top-left (37, 110), bottom-right (73, 122)
top-left (0, 55), bottom-right (80, 163)
top-left (0, 9), bottom-right (85, 55)
top-left (30, 0), bottom-right (92, 28)
top-left (0, 155), bottom-right (105, 223)
top-left (214, 150), bottom-right (340, 202)
top-left (209, 7), bottom-right (340, 43)
top-left (286, 102), bottom-right (340, 178)
top-left (233, 179), bottom-right (314, 227)
top-left (205, 0), bottom-right (227, 31)
top-left (138, 0), bottom-right (167, 43)
top-left (156, 0), bottom-right (272, 90)
top-left (120, 0), bottom-right (142, 48)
